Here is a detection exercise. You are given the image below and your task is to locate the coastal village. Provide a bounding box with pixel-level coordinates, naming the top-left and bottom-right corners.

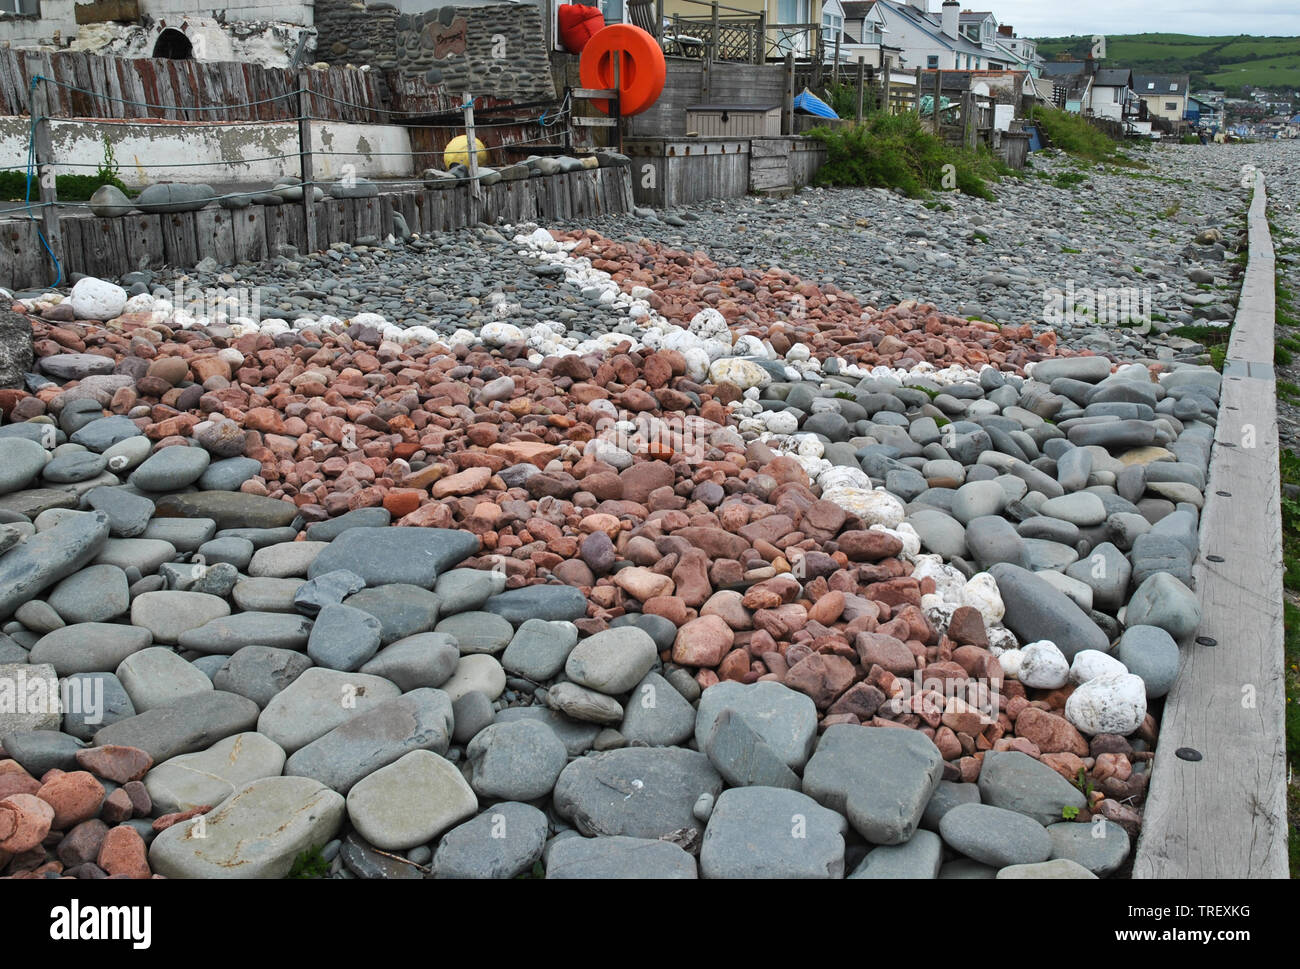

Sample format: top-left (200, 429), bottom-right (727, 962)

top-left (0, 0), bottom-right (1292, 893)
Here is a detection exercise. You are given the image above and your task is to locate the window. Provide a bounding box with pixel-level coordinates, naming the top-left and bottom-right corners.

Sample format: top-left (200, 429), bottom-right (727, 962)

top-left (1, 0), bottom-right (40, 13)
top-left (1147, 82), bottom-right (1155, 90)
top-left (1169, 82), bottom-right (1178, 92)
top-left (1166, 102), bottom-right (1178, 111)
top-left (928, 55), bottom-right (939, 69)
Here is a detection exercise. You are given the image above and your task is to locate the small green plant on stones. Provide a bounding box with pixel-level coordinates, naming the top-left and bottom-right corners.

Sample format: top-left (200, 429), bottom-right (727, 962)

top-left (288, 845), bottom-right (330, 879)
top-left (1061, 805), bottom-right (1081, 821)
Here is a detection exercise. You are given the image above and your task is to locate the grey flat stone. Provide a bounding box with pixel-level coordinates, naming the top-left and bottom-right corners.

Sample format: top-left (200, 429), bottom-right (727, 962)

top-left (620, 671), bottom-right (696, 748)
top-left (553, 746), bottom-right (723, 846)
top-left (308, 526), bottom-right (479, 587)
top-left (256, 667), bottom-right (401, 753)
top-left (307, 603), bottom-right (382, 672)
top-left (345, 749), bottom-right (477, 851)
top-left (695, 681), bottom-right (818, 771)
top-left (1047, 818), bottom-right (1130, 875)
top-left (61, 671), bottom-right (135, 740)
top-left (283, 688), bottom-right (454, 794)
top-left (46, 564), bottom-right (130, 624)
top-left (939, 802), bottom-right (1051, 867)
top-left (802, 724), bottom-right (944, 845)
top-left (149, 775), bottom-right (345, 878)
top-left (494, 705), bottom-right (600, 757)
top-left (977, 750), bottom-right (1086, 825)
top-left (565, 626), bottom-right (657, 695)
top-left (212, 644), bottom-right (314, 708)
top-left (0, 729), bottom-right (87, 775)
top-left (545, 834), bottom-right (697, 879)
top-left (850, 829), bottom-right (943, 879)
top-left (703, 708), bottom-right (800, 790)
top-left (93, 690), bottom-right (260, 762)
top-left (431, 802), bottom-right (549, 879)
top-left (989, 563), bottom-right (1109, 661)
top-left (153, 492), bottom-right (297, 529)
top-left (483, 585), bottom-right (588, 624)
top-left (344, 585), bottom-right (441, 645)
top-left (358, 632), bottom-right (459, 691)
top-left (920, 779), bottom-right (982, 832)
top-left (465, 718), bottom-right (568, 801)
top-left (143, 731), bottom-right (286, 815)
top-left (435, 611), bottom-right (514, 656)
top-left (0, 510), bottom-right (110, 620)
top-left (116, 646), bottom-right (213, 712)
top-left (700, 786), bottom-right (846, 878)
top-left (28, 622), bottom-right (152, 676)
top-left (434, 567), bottom-right (507, 614)
top-left (178, 611), bottom-right (313, 655)
top-left (500, 618), bottom-right (579, 681)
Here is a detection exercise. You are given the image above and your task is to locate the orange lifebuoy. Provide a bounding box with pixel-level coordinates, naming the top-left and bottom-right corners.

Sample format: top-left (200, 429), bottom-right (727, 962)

top-left (578, 24), bottom-right (666, 117)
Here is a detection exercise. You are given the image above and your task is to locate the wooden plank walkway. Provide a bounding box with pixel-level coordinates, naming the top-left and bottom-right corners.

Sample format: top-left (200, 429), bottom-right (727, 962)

top-left (1133, 170), bottom-right (1289, 879)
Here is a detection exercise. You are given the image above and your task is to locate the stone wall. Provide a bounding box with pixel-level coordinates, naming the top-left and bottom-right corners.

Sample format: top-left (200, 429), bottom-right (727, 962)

top-left (316, 0), bottom-right (555, 102)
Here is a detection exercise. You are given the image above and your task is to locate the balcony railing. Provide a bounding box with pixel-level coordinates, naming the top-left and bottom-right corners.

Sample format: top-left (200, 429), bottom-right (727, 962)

top-left (629, 0), bottom-right (822, 64)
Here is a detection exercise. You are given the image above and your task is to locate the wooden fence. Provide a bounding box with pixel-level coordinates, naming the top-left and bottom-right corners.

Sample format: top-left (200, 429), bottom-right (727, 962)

top-left (2, 166), bottom-right (634, 292)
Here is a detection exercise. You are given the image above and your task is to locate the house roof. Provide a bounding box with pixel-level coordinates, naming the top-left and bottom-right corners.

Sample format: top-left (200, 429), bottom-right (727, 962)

top-left (1134, 74), bottom-right (1190, 95)
top-left (959, 11), bottom-right (995, 22)
top-left (840, 1), bottom-right (878, 19)
top-left (1042, 60), bottom-right (1087, 77)
top-left (1094, 69), bottom-right (1132, 87)
top-left (878, 0), bottom-right (997, 59)
top-left (1060, 73), bottom-right (1092, 99)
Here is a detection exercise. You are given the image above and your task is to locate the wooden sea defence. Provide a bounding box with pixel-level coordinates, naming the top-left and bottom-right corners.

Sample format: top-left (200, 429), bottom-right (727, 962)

top-left (1132, 169), bottom-right (1288, 878)
top-left (623, 136), bottom-right (826, 208)
top-left (2, 166), bottom-right (635, 292)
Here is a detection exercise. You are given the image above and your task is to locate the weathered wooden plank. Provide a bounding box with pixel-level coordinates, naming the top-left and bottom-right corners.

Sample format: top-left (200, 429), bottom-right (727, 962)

top-left (120, 213), bottom-right (165, 271)
top-left (78, 216), bottom-right (127, 279)
top-left (194, 208), bottom-right (236, 266)
top-left (231, 208), bottom-right (267, 264)
top-left (1133, 170), bottom-right (1288, 880)
top-left (159, 211), bottom-right (199, 268)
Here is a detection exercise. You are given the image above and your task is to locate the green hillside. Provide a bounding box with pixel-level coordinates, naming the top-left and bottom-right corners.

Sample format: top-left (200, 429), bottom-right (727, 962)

top-left (1034, 34), bottom-right (1300, 92)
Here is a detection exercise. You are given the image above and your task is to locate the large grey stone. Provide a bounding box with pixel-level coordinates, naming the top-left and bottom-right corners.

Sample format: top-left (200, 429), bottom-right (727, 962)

top-left (28, 622), bottom-right (151, 676)
top-left (143, 730), bottom-right (287, 814)
top-left (61, 671), bottom-right (134, 740)
top-left (0, 510), bottom-right (110, 620)
top-left (116, 646), bottom-right (213, 712)
top-left (500, 618), bottom-right (579, 681)
top-left (695, 681), bottom-right (818, 771)
top-left (564, 626), bottom-right (657, 695)
top-left (344, 585), bottom-right (441, 645)
top-left (802, 724), bottom-right (944, 845)
top-left (93, 690), bottom-right (260, 762)
top-left (345, 749), bottom-right (478, 851)
top-left (129, 446), bottom-right (210, 492)
top-left (46, 564), bottom-right (129, 624)
top-left (256, 667), bottom-right (401, 754)
top-left (495, 706), bottom-right (600, 757)
top-left (130, 591), bottom-right (230, 646)
top-left (545, 835), bottom-right (697, 879)
top-left (989, 563), bottom-right (1109, 661)
top-left (1124, 572), bottom-right (1201, 641)
top-left (849, 829), bottom-right (944, 879)
top-left (178, 612), bottom-right (313, 655)
top-left (1114, 624), bottom-right (1180, 698)
top-left (703, 708), bottom-right (800, 790)
top-left (977, 750), bottom-right (1086, 825)
top-left (483, 585), bottom-right (588, 624)
top-left (465, 719), bottom-right (568, 801)
top-left (211, 645), bottom-right (313, 708)
top-left (553, 746), bottom-right (723, 846)
top-left (149, 775), bottom-right (344, 878)
top-left (433, 567), bottom-right (507, 614)
top-left (153, 491), bottom-right (297, 529)
top-left (283, 688), bottom-right (454, 794)
top-left (358, 632), bottom-right (459, 691)
top-left (700, 786), bottom-right (846, 879)
top-left (1047, 818), bottom-right (1130, 875)
top-left (307, 603), bottom-right (381, 672)
top-left (431, 802), bottom-right (549, 879)
top-left (620, 671), bottom-right (696, 747)
top-left (434, 611), bottom-right (514, 656)
top-left (308, 527), bottom-right (479, 587)
top-left (939, 802), bottom-right (1051, 867)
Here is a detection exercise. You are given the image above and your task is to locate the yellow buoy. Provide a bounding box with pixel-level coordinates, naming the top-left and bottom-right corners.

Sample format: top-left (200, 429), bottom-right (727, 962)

top-left (443, 134), bottom-right (488, 169)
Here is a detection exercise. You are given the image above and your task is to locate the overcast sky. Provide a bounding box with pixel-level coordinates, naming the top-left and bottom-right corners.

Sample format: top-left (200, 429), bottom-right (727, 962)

top-left (971, 1), bottom-right (1300, 38)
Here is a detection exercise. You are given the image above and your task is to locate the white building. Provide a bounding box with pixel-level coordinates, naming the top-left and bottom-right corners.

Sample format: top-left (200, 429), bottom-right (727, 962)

top-left (870, 0), bottom-right (1010, 73)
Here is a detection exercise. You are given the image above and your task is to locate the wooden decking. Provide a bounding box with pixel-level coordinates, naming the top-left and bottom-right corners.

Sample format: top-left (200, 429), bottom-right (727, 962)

top-left (1132, 170), bottom-right (1289, 878)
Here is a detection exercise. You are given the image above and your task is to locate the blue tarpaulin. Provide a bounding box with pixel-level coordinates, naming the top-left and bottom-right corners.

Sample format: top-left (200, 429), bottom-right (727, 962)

top-left (793, 88), bottom-right (838, 119)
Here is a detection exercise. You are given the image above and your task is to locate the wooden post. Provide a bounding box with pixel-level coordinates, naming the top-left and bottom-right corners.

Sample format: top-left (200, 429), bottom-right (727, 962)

top-left (855, 58), bottom-right (865, 124)
top-left (933, 70), bottom-right (942, 134)
top-left (711, 1), bottom-right (719, 62)
top-left (832, 33), bottom-right (840, 88)
top-left (28, 76), bottom-right (62, 281)
top-left (755, 10), bottom-right (766, 65)
top-left (463, 92), bottom-right (481, 223)
top-left (962, 90), bottom-right (974, 148)
top-left (654, 0), bottom-right (663, 39)
top-left (782, 53), bottom-right (795, 135)
top-left (914, 66), bottom-right (923, 115)
top-left (882, 55), bottom-right (891, 115)
top-left (297, 71), bottom-right (317, 255)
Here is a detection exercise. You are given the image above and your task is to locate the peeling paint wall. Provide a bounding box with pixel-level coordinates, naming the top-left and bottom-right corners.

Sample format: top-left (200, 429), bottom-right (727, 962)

top-left (0, 116), bottom-right (413, 185)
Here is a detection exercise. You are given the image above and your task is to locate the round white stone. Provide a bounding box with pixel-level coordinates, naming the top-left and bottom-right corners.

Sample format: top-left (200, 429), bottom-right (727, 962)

top-left (1068, 649), bottom-right (1128, 685)
top-left (69, 276), bottom-right (128, 321)
top-left (1017, 640), bottom-right (1070, 689)
top-left (1064, 672), bottom-right (1147, 736)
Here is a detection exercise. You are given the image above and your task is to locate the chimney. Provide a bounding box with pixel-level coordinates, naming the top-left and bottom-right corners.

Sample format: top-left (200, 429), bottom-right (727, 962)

top-left (1085, 52), bottom-right (1097, 75)
top-left (998, 24), bottom-right (1013, 36)
top-left (941, 0), bottom-right (959, 39)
